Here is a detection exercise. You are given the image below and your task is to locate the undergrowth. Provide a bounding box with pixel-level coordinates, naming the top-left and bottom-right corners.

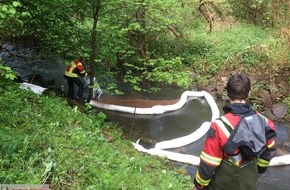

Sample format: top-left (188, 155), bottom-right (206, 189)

top-left (0, 79), bottom-right (192, 189)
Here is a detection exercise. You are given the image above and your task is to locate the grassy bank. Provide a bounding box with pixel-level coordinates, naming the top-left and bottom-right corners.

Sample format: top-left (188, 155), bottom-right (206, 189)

top-left (0, 79), bottom-right (192, 189)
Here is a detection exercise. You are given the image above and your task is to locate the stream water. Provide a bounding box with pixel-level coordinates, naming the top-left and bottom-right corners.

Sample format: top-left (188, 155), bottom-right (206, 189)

top-left (101, 94), bottom-right (290, 190)
top-left (2, 47), bottom-right (290, 189)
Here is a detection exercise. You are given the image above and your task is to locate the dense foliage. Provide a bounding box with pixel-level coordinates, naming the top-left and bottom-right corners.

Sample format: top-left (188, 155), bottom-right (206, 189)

top-left (1, 0), bottom-right (289, 113)
top-left (0, 0), bottom-right (289, 188)
top-left (0, 79), bottom-right (192, 189)
top-left (1, 0), bottom-right (289, 93)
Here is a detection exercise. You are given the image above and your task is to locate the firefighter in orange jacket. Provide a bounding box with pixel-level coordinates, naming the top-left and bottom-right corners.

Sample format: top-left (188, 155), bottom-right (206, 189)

top-left (64, 58), bottom-right (88, 101)
top-left (193, 73), bottom-right (276, 190)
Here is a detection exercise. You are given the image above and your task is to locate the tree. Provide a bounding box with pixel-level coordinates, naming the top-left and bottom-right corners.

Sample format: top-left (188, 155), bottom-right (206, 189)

top-left (0, 1), bottom-right (28, 39)
top-left (227, 0), bottom-right (270, 25)
top-left (0, 0), bottom-right (195, 93)
top-left (87, 0), bottom-right (102, 101)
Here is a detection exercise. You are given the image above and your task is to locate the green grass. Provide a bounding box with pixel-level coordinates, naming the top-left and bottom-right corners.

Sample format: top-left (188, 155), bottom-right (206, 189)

top-left (0, 79), bottom-right (193, 189)
top-left (204, 24), bottom-right (276, 73)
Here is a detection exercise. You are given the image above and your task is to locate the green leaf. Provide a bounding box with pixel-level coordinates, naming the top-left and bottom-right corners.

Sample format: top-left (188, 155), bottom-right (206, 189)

top-left (9, 7), bottom-right (16, 14)
top-left (1, 5), bottom-right (8, 12)
top-left (12, 1), bottom-right (21, 7)
top-left (0, 13), bottom-right (5, 19)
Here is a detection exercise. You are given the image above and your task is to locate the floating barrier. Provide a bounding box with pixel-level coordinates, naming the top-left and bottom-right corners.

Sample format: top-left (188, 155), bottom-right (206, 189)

top-left (90, 90), bottom-right (290, 167)
top-left (22, 85), bottom-right (290, 167)
top-left (20, 82), bottom-right (47, 94)
top-left (129, 90), bottom-right (217, 166)
top-left (89, 91), bottom-right (220, 116)
top-left (132, 91), bottom-right (290, 166)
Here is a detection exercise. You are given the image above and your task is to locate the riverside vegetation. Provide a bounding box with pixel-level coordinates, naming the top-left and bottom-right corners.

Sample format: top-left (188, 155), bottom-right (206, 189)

top-left (1, 1), bottom-right (290, 189)
top-left (0, 79), bottom-right (192, 189)
top-left (1, 1), bottom-right (289, 117)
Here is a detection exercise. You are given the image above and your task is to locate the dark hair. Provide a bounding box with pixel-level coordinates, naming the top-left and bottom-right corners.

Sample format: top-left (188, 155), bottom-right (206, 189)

top-left (226, 73), bottom-right (251, 100)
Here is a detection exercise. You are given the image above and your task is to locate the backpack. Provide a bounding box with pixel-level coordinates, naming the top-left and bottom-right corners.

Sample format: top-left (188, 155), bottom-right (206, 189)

top-left (221, 112), bottom-right (276, 159)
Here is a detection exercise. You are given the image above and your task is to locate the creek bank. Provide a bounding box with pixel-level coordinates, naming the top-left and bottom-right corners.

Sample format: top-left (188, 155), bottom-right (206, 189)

top-left (197, 70), bottom-right (290, 122)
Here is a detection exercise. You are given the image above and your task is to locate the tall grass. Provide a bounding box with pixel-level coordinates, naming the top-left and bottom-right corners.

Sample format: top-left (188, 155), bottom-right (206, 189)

top-left (150, 22), bottom-right (286, 76)
top-left (0, 79), bottom-right (192, 189)
top-left (206, 24), bottom-right (275, 71)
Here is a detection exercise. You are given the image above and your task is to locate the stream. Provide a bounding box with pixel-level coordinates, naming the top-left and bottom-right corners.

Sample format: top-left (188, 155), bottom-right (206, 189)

top-left (2, 47), bottom-right (290, 190)
top-left (100, 93), bottom-right (290, 190)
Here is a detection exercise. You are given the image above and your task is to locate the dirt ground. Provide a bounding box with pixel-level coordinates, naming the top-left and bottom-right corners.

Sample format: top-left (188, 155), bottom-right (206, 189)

top-left (197, 66), bottom-right (290, 121)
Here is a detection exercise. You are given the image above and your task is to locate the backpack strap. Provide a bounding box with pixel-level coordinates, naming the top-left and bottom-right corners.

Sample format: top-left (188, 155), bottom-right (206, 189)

top-left (216, 117), bottom-right (244, 165)
top-left (220, 116), bottom-right (234, 132)
top-left (215, 116), bottom-right (234, 138)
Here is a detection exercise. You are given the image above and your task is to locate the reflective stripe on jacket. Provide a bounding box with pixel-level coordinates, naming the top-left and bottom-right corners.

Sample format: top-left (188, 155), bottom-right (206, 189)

top-left (64, 59), bottom-right (86, 78)
top-left (194, 103), bottom-right (276, 189)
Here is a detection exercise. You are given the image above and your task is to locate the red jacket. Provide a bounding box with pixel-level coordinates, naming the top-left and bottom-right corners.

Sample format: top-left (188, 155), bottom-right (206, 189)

top-left (194, 103), bottom-right (276, 189)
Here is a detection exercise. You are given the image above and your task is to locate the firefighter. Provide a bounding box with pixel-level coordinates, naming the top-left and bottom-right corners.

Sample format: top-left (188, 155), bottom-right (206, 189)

top-left (64, 58), bottom-right (88, 101)
top-left (193, 73), bottom-right (277, 190)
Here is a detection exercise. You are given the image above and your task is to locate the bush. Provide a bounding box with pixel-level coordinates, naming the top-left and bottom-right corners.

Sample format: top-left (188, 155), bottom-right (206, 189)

top-left (0, 62), bottom-right (17, 80)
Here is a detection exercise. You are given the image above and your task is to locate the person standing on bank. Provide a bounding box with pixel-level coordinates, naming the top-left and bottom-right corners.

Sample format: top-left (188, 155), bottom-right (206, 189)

top-left (193, 73), bottom-right (277, 190)
top-left (64, 58), bottom-right (88, 101)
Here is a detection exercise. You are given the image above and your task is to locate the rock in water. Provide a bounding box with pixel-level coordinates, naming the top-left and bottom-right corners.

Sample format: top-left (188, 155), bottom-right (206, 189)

top-left (272, 103), bottom-right (289, 119)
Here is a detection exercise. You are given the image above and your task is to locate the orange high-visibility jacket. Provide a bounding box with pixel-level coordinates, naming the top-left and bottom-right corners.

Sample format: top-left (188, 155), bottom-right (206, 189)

top-left (64, 59), bottom-right (86, 78)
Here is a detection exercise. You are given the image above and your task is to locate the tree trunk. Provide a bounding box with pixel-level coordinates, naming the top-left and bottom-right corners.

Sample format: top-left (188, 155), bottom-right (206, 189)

top-left (136, 5), bottom-right (147, 59)
top-left (198, 0), bottom-right (214, 33)
top-left (87, 0), bottom-right (101, 101)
